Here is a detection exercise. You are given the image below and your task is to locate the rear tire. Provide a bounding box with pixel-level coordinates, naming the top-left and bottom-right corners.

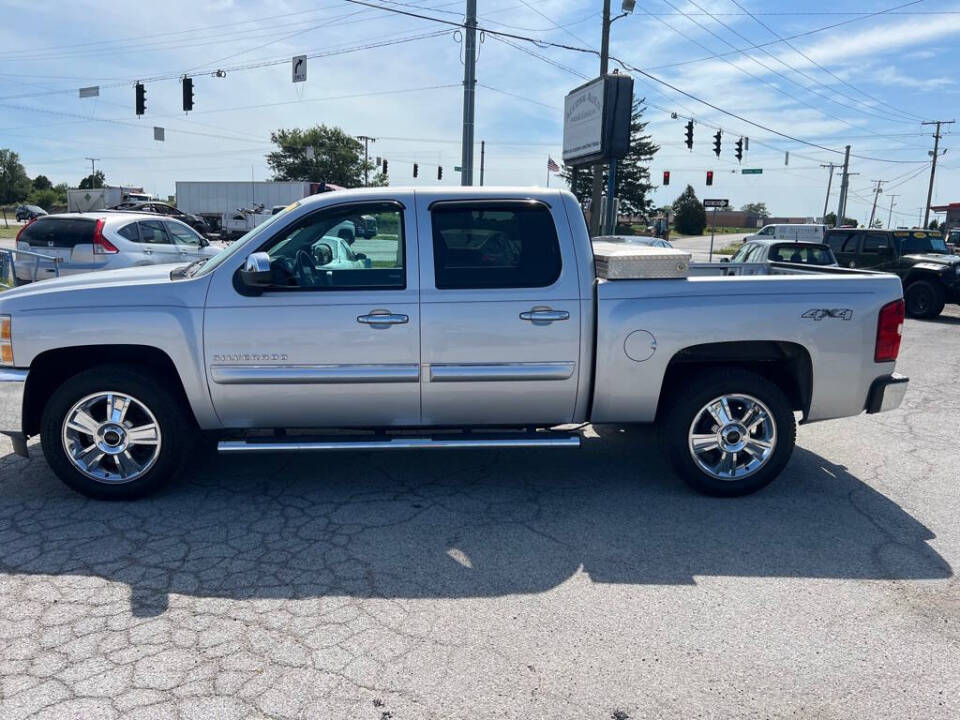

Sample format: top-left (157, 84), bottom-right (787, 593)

top-left (40, 365), bottom-right (194, 500)
top-left (904, 280), bottom-right (945, 319)
top-left (661, 368), bottom-right (796, 497)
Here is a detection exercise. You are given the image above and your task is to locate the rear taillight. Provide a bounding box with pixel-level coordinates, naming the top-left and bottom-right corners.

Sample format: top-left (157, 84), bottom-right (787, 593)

top-left (875, 299), bottom-right (904, 363)
top-left (92, 218), bottom-right (118, 254)
top-left (15, 216), bottom-right (36, 243)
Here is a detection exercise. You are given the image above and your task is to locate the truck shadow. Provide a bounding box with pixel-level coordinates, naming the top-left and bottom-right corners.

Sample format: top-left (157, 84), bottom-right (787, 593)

top-left (0, 426), bottom-right (951, 617)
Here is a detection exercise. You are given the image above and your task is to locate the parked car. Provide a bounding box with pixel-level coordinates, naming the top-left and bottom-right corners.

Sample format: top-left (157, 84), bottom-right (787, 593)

top-left (946, 228), bottom-right (960, 254)
top-left (825, 228), bottom-right (960, 318)
top-left (743, 224), bottom-right (826, 244)
top-left (13, 212), bottom-right (223, 284)
top-left (15, 205), bottom-right (47, 222)
top-left (726, 239), bottom-right (838, 267)
top-left (0, 188), bottom-right (908, 501)
top-left (111, 201), bottom-right (208, 234)
top-left (594, 235), bottom-right (674, 249)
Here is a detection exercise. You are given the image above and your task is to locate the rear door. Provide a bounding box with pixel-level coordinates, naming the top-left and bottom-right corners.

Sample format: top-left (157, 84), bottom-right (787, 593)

top-left (830, 230), bottom-right (862, 268)
top-left (858, 231), bottom-right (894, 270)
top-left (417, 198), bottom-right (582, 426)
top-left (136, 219), bottom-right (182, 264)
top-left (16, 216), bottom-right (99, 278)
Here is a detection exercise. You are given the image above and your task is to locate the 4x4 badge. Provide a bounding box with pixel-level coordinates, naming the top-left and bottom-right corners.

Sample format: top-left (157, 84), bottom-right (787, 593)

top-left (802, 308), bottom-right (853, 321)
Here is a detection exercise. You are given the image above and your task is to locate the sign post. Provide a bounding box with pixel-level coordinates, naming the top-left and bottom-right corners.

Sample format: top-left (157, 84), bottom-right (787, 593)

top-left (703, 199), bottom-right (730, 262)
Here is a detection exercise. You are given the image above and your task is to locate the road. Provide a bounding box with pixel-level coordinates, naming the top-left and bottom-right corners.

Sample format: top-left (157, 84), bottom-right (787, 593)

top-left (0, 317), bottom-right (958, 719)
top-left (670, 231), bottom-right (751, 261)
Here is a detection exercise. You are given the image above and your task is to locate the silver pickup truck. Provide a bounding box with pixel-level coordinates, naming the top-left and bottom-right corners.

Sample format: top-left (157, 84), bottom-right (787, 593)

top-left (0, 188), bottom-right (908, 500)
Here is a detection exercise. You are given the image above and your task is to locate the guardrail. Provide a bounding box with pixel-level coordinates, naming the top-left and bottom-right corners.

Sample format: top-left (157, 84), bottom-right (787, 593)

top-left (0, 248), bottom-right (63, 289)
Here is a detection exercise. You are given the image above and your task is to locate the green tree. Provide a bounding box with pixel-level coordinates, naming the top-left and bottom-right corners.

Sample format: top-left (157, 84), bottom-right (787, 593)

top-left (0, 148), bottom-right (32, 204)
top-left (79, 170), bottom-right (105, 189)
top-left (740, 202), bottom-right (769, 216)
top-left (266, 125), bottom-right (384, 187)
top-left (928, 219), bottom-right (940, 230)
top-left (52, 183), bottom-right (69, 204)
top-left (672, 184), bottom-right (706, 235)
top-left (32, 174), bottom-right (52, 191)
top-left (560, 100), bottom-right (659, 216)
top-left (26, 188), bottom-right (59, 211)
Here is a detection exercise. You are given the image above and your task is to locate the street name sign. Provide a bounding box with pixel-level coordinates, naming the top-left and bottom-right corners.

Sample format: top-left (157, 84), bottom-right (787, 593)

top-left (703, 199), bottom-right (730, 209)
top-left (741, 168), bottom-right (763, 175)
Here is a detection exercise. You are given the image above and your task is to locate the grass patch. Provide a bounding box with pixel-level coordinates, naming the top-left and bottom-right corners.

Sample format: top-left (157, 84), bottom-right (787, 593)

top-left (0, 226), bottom-right (19, 239)
top-left (715, 243), bottom-right (741, 256)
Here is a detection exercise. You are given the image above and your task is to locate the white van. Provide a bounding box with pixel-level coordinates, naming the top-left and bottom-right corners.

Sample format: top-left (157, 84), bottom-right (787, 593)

top-left (744, 224), bottom-right (826, 243)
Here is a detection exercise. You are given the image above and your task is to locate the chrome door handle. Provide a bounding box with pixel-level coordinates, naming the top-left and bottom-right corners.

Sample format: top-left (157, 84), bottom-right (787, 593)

top-left (357, 313), bottom-right (409, 325)
top-left (142, 249), bottom-right (153, 255)
top-left (520, 309), bottom-right (570, 322)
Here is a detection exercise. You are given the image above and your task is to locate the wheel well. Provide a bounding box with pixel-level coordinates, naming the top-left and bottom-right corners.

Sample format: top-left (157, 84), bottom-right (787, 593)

top-left (24, 345), bottom-right (191, 437)
top-left (657, 341), bottom-right (813, 420)
top-left (903, 272), bottom-right (944, 290)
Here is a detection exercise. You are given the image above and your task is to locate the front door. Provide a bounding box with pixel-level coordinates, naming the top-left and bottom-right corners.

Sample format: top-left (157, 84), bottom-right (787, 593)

top-left (137, 219), bottom-right (183, 264)
top-left (416, 198), bottom-right (583, 426)
top-left (203, 197), bottom-right (420, 429)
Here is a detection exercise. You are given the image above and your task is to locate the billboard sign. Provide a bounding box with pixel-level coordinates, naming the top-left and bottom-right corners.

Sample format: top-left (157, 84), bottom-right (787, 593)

top-left (562, 74), bottom-right (634, 166)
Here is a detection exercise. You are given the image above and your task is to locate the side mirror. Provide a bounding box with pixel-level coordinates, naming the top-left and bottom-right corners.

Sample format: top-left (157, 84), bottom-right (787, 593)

top-left (238, 252), bottom-right (273, 289)
top-left (720, 257), bottom-right (730, 263)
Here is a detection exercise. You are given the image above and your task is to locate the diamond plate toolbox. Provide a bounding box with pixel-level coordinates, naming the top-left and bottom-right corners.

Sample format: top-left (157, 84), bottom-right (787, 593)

top-left (592, 241), bottom-right (692, 280)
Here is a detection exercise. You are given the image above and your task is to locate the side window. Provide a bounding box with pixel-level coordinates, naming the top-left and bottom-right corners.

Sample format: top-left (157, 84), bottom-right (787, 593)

top-left (260, 202), bottom-right (404, 290)
top-left (843, 232), bottom-right (862, 253)
top-left (746, 244), bottom-right (766, 263)
top-left (825, 232), bottom-right (847, 253)
top-left (862, 233), bottom-right (890, 253)
top-left (431, 203), bottom-right (561, 289)
top-left (758, 226), bottom-right (774, 236)
top-left (139, 220), bottom-right (172, 244)
top-left (117, 223), bottom-right (140, 242)
top-left (164, 221), bottom-right (201, 246)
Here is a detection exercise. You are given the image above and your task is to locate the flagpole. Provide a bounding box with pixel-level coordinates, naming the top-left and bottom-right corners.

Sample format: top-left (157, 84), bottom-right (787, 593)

top-left (546, 166), bottom-right (550, 187)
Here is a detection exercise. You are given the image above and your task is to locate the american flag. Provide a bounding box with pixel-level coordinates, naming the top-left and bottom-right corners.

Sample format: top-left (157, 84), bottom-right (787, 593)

top-left (547, 157), bottom-right (560, 172)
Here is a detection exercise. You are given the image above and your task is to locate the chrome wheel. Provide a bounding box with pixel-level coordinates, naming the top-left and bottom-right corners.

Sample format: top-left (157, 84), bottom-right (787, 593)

top-left (688, 393), bottom-right (777, 481)
top-left (61, 392), bottom-right (162, 484)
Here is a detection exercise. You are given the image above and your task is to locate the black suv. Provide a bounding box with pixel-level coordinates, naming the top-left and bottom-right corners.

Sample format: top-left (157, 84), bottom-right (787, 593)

top-left (110, 201), bottom-right (208, 234)
top-left (825, 228), bottom-right (960, 318)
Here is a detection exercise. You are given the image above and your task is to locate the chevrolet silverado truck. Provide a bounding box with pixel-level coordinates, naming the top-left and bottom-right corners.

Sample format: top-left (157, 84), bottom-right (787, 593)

top-left (0, 188), bottom-right (909, 500)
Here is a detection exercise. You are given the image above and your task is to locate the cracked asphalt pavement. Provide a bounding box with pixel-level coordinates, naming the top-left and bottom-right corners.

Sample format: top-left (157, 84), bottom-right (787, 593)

top-left (1, 310), bottom-right (958, 719)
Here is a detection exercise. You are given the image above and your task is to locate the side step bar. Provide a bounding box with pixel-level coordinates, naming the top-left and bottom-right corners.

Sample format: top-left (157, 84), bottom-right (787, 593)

top-left (218, 434), bottom-right (581, 454)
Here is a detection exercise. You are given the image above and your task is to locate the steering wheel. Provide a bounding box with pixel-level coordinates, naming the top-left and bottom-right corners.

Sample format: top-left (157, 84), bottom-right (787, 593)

top-left (295, 249), bottom-right (320, 288)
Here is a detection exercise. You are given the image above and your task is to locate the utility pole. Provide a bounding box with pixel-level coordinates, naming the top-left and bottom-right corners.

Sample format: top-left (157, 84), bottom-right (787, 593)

top-left (820, 163), bottom-right (835, 223)
top-left (886, 194), bottom-right (899, 229)
top-left (460, 0), bottom-right (478, 186)
top-left (85, 157), bottom-right (100, 178)
top-left (868, 180), bottom-right (884, 228)
top-left (357, 135), bottom-right (376, 186)
top-left (588, 0), bottom-right (611, 237)
top-left (921, 120), bottom-right (954, 227)
top-left (836, 145), bottom-right (851, 225)
top-left (480, 140), bottom-right (485, 186)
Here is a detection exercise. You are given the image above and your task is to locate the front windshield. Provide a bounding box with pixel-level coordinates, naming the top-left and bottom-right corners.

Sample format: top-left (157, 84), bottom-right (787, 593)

top-left (192, 202), bottom-right (300, 277)
top-left (896, 233), bottom-right (948, 255)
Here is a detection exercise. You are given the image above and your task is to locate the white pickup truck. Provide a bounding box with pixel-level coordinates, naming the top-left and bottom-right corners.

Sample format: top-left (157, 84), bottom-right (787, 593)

top-left (0, 188), bottom-right (908, 500)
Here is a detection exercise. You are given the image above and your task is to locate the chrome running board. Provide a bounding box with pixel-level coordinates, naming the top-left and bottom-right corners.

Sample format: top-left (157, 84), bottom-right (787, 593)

top-left (218, 434), bottom-right (581, 454)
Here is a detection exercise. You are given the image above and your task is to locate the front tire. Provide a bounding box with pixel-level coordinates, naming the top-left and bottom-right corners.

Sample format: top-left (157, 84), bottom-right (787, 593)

top-left (661, 369), bottom-right (796, 497)
top-left (904, 280), bottom-right (945, 319)
top-left (40, 365), bottom-right (194, 500)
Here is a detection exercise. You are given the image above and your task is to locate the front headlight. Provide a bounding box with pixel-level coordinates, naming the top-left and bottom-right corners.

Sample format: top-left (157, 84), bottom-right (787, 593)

top-left (0, 315), bottom-right (12, 366)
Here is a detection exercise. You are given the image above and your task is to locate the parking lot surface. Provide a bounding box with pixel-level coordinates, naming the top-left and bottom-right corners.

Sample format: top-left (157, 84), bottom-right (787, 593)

top-left (1, 310), bottom-right (958, 719)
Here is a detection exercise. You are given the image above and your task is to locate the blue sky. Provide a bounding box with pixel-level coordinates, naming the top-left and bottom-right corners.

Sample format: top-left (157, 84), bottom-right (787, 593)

top-left (1, 0), bottom-right (957, 224)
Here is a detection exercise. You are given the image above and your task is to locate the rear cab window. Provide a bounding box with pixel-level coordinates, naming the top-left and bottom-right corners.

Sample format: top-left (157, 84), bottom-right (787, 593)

top-left (769, 243), bottom-right (835, 265)
top-left (430, 202), bottom-right (561, 289)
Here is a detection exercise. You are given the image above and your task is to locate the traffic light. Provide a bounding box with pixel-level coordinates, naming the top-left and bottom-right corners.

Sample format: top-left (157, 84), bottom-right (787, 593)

top-left (182, 77), bottom-right (194, 112)
top-left (663, 170), bottom-right (670, 186)
top-left (706, 170), bottom-right (714, 186)
top-left (135, 82), bottom-right (146, 116)
top-left (713, 130), bottom-right (722, 158)
top-left (413, 163), bottom-right (419, 178)
top-left (382, 159), bottom-right (388, 175)
top-left (437, 166), bottom-right (443, 180)
top-left (684, 120), bottom-right (694, 150)
top-left (735, 137), bottom-right (743, 163)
